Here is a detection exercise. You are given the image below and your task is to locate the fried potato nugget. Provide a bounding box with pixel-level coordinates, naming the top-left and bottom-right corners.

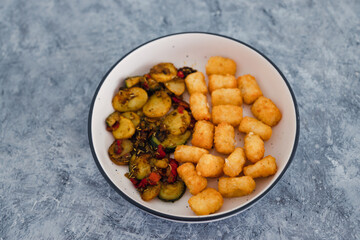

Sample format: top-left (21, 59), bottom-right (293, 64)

top-left (185, 71), bottom-right (208, 95)
top-left (251, 96), bottom-right (282, 127)
top-left (239, 116), bottom-right (272, 141)
top-left (206, 56), bottom-right (237, 76)
top-left (188, 188), bottom-right (224, 215)
top-left (177, 162), bottom-right (207, 195)
top-left (208, 74), bottom-right (237, 93)
top-left (191, 120), bottom-right (214, 149)
top-left (214, 122), bottom-right (235, 154)
top-left (212, 105), bottom-right (243, 126)
top-left (189, 93), bottom-right (211, 121)
top-left (196, 154), bottom-right (224, 178)
top-left (211, 88), bottom-right (243, 106)
top-left (243, 155), bottom-right (277, 178)
top-left (174, 145), bottom-right (209, 164)
top-left (223, 148), bottom-right (246, 177)
top-left (218, 176), bottom-right (256, 198)
top-left (244, 132), bottom-right (265, 163)
top-left (237, 74), bottom-right (263, 104)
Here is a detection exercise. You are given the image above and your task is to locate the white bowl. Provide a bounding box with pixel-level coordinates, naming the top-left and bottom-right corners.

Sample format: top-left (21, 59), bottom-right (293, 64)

top-left (88, 32), bottom-right (300, 223)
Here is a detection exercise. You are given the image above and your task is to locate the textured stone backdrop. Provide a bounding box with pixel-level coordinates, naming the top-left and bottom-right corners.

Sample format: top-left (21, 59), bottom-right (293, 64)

top-left (0, 0), bottom-right (359, 239)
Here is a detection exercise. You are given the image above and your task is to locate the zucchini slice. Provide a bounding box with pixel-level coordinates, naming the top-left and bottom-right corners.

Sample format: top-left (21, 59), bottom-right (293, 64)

top-left (150, 63), bottom-right (177, 82)
top-left (150, 130), bottom-right (191, 153)
top-left (164, 78), bottom-right (185, 96)
top-left (163, 109), bottom-right (191, 135)
top-left (142, 91), bottom-right (172, 118)
top-left (105, 111), bottom-right (121, 130)
top-left (112, 87), bottom-right (148, 112)
top-left (108, 139), bottom-right (133, 165)
top-left (158, 181), bottom-right (186, 202)
top-left (125, 76), bottom-right (144, 88)
top-left (141, 183), bottom-right (161, 201)
top-left (112, 116), bottom-right (135, 139)
top-left (129, 154), bottom-right (151, 180)
top-left (121, 112), bottom-right (140, 128)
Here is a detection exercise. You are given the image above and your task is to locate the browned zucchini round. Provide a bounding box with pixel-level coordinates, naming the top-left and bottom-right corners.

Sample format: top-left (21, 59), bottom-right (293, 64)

top-left (112, 116), bottom-right (135, 139)
top-left (112, 87), bottom-right (148, 112)
top-left (158, 181), bottom-right (186, 202)
top-left (142, 91), bottom-right (172, 118)
top-left (129, 154), bottom-right (151, 180)
top-left (149, 63), bottom-right (177, 82)
top-left (108, 139), bottom-right (133, 165)
top-left (141, 183), bottom-right (161, 201)
top-left (163, 108), bottom-right (191, 135)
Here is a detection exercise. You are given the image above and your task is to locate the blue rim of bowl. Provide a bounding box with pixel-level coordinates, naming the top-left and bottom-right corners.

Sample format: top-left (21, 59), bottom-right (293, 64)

top-left (88, 32), bottom-right (300, 223)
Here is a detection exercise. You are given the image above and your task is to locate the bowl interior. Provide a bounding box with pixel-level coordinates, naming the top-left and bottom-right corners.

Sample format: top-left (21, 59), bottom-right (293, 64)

top-left (89, 33), bottom-right (298, 222)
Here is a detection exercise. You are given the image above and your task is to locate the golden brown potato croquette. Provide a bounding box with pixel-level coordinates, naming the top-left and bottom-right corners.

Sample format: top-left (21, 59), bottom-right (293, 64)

top-left (196, 154), bottom-right (224, 178)
top-left (223, 148), bottom-right (246, 177)
top-left (191, 120), bottom-right (214, 149)
top-left (212, 105), bottom-right (243, 126)
top-left (206, 56), bottom-right (237, 76)
top-left (244, 132), bottom-right (265, 163)
top-left (208, 74), bottom-right (237, 93)
top-left (211, 88), bottom-right (243, 106)
top-left (239, 116), bottom-right (272, 141)
top-left (214, 122), bottom-right (235, 154)
top-left (243, 155), bottom-right (277, 178)
top-left (177, 162), bottom-right (207, 195)
top-left (188, 188), bottom-right (224, 215)
top-left (189, 93), bottom-right (211, 121)
top-left (237, 74), bottom-right (263, 104)
top-left (251, 96), bottom-right (282, 127)
top-left (174, 145), bottom-right (208, 164)
top-left (218, 176), bottom-right (256, 198)
top-left (185, 72), bottom-right (208, 95)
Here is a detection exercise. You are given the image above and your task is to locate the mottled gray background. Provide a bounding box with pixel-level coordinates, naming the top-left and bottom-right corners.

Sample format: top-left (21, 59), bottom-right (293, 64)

top-left (0, 0), bottom-right (359, 239)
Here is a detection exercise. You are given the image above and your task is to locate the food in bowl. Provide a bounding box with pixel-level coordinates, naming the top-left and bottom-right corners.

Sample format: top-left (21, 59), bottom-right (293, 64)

top-left (104, 55), bottom-right (283, 215)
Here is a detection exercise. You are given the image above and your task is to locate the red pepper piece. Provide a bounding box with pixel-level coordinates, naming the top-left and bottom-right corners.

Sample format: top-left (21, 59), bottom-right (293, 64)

top-left (177, 106), bottom-right (184, 113)
top-left (112, 121), bottom-right (120, 130)
top-left (172, 96), bottom-right (182, 103)
top-left (156, 145), bottom-right (166, 159)
top-left (177, 71), bottom-right (185, 78)
top-left (129, 178), bottom-right (139, 187)
top-left (142, 81), bottom-right (149, 91)
top-left (145, 74), bottom-right (151, 79)
top-left (137, 178), bottom-right (149, 189)
top-left (148, 172), bottom-right (161, 185)
top-left (167, 159), bottom-right (179, 183)
top-left (114, 139), bottom-right (123, 154)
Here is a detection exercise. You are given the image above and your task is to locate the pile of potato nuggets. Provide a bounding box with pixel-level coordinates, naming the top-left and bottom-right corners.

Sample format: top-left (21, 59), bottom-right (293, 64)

top-left (175, 56), bottom-right (282, 216)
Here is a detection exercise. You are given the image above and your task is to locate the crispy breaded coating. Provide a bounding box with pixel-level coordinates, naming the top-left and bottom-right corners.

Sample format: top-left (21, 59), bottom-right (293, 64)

top-left (237, 74), bottom-right (263, 104)
top-left (239, 116), bottom-right (272, 141)
top-left (196, 154), bottom-right (224, 178)
top-left (243, 155), bottom-right (277, 178)
top-left (174, 145), bottom-right (209, 164)
top-left (190, 93), bottom-right (211, 121)
top-left (218, 176), bottom-right (256, 198)
top-left (244, 132), bottom-right (265, 163)
top-left (223, 148), bottom-right (246, 177)
top-left (185, 71), bottom-right (208, 95)
top-left (206, 56), bottom-right (237, 76)
top-left (211, 88), bottom-right (242, 106)
top-left (212, 105), bottom-right (243, 126)
top-left (188, 188), bottom-right (224, 215)
top-left (191, 120), bottom-right (214, 149)
top-left (177, 162), bottom-right (208, 195)
top-left (251, 96), bottom-right (282, 127)
top-left (208, 74), bottom-right (237, 93)
top-left (214, 122), bottom-right (235, 154)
